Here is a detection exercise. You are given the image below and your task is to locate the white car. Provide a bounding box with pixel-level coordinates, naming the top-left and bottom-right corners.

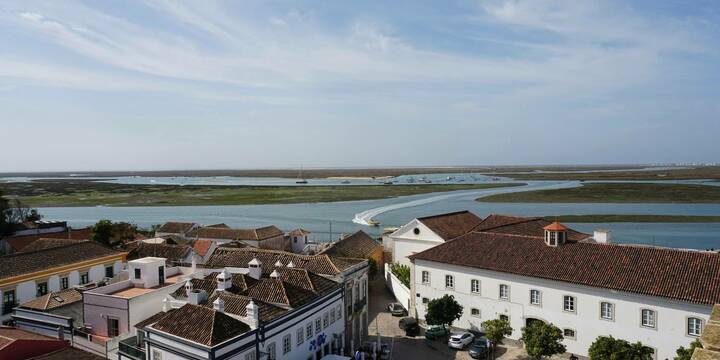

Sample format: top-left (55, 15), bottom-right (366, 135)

top-left (448, 332), bottom-right (475, 349)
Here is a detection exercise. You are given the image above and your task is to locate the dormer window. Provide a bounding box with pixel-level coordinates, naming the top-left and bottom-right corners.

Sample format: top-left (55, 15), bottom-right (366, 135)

top-left (543, 222), bottom-right (568, 247)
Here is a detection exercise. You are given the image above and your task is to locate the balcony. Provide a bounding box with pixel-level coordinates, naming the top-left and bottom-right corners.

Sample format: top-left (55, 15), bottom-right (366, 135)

top-left (119, 336), bottom-right (145, 360)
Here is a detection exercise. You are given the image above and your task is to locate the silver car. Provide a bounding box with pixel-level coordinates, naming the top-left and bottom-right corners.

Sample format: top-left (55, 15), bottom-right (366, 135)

top-left (388, 302), bottom-right (406, 316)
top-left (448, 332), bottom-right (475, 349)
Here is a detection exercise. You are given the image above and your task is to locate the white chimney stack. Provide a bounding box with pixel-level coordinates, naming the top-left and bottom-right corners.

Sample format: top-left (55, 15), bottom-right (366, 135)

top-left (184, 280), bottom-right (193, 297)
top-left (287, 261), bottom-right (295, 268)
top-left (270, 270), bottom-right (279, 279)
top-left (187, 289), bottom-right (207, 305)
top-left (248, 258), bottom-right (262, 280)
top-left (274, 260), bottom-right (284, 267)
top-left (594, 229), bottom-right (611, 244)
top-left (246, 300), bottom-right (259, 329)
top-left (213, 297), bottom-right (225, 313)
top-left (216, 268), bottom-right (232, 291)
top-left (162, 297), bottom-right (169, 312)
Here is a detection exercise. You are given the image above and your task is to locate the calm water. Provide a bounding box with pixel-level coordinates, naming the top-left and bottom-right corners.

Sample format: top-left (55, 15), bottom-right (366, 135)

top-left (37, 181), bottom-right (720, 250)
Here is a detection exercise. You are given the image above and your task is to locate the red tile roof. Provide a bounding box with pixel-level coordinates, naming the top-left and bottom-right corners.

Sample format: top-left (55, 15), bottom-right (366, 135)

top-left (543, 222), bottom-right (568, 231)
top-left (193, 239), bottom-right (213, 257)
top-left (157, 222), bottom-right (196, 234)
top-left (323, 231), bottom-right (381, 259)
top-left (410, 232), bottom-right (720, 304)
top-left (417, 211), bottom-right (484, 240)
top-left (206, 247), bottom-right (364, 275)
top-left (19, 289), bottom-right (82, 311)
top-left (188, 226), bottom-right (283, 241)
top-left (150, 304), bottom-right (250, 346)
top-left (474, 214), bottom-right (589, 241)
top-left (2, 228), bottom-right (92, 252)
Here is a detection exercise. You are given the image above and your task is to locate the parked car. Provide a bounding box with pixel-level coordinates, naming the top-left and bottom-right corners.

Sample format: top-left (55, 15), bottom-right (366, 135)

top-left (388, 302), bottom-right (406, 316)
top-left (468, 337), bottom-right (489, 359)
top-left (448, 332), bottom-right (475, 349)
top-left (425, 325), bottom-right (450, 340)
top-left (399, 317), bottom-right (419, 337)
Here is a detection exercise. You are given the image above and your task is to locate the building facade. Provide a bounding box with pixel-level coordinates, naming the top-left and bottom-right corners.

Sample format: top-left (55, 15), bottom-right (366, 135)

top-left (408, 219), bottom-right (718, 360)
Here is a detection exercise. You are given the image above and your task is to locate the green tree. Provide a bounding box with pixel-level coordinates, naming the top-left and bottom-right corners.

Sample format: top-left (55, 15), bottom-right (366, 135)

top-left (589, 336), bottom-right (654, 360)
top-left (425, 295), bottom-right (463, 331)
top-left (91, 220), bottom-right (137, 247)
top-left (389, 263), bottom-right (410, 288)
top-left (675, 339), bottom-right (702, 360)
top-left (0, 190), bottom-right (9, 236)
top-left (482, 318), bottom-right (513, 345)
top-left (521, 321), bottom-right (566, 359)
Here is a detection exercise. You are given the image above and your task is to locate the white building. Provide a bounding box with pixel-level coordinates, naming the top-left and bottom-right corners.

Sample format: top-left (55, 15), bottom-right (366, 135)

top-left (384, 210), bottom-right (483, 266)
top-left (0, 240), bottom-right (126, 323)
top-left (406, 216), bottom-right (717, 360)
top-left (120, 258), bottom-right (346, 360)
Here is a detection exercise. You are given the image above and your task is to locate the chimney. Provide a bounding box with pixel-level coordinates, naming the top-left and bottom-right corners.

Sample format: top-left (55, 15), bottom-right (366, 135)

top-left (287, 261), bottom-right (295, 268)
top-left (269, 270), bottom-right (279, 279)
top-left (213, 297), bottom-right (225, 313)
top-left (594, 230), bottom-right (611, 244)
top-left (216, 269), bottom-right (232, 291)
top-left (184, 280), bottom-right (194, 298)
top-left (248, 258), bottom-right (262, 280)
top-left (187, 289), bottom-right (207, 305)
top-left (274, 260), bottom-right (284, 267)
top-left (246, 300), bottom-right (259, 329)
top-left (162, 297), bottom-right (169, 312)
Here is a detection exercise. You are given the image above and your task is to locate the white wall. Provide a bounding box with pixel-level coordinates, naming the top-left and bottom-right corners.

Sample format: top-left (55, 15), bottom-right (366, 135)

top-left (388, 220), bottom-right (444, 266)
top-left (384, 264), bottom-right (411, 311)
top-left (413, 259), bottom-right (711, 360)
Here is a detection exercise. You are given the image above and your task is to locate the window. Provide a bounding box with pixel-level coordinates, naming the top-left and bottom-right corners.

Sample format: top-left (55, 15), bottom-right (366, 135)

top-left (323, 313), bottom-right (329, 329)
top-left (563, 296), bottom-right (575, 312)
top-left (530, 290), bottom-right (541, 305)
top-left (422, 297), bottom-right (429, 306)
top-left (421, 271), bottom-right (430, 285)
top-left (563, 329), bottom-right (576, 340)
top-left (283, 334), bottom-right (291, 354)
top-left (336, 305), bottom-right (342, 322)
top-left (471, 279), bottom-right (480, 294)
top-left (244, 352), bottom-right (256, 360)
top-left (297, 328), bottom-right (304, 345)
top-left (330, 308), bottom-right (336, 324)
top-left (105, 265), bottom-right (114, 278)
top-left (108, 317), bottom-right (119, 337)
top-left (600, 302), bottom-right (614, 320)
top-left (81, 272), bottom-right (90, 284)
top-left (152, 349), bottom-right (162, 360)
top-left (2, 290), bottom-right (16, 315)
top-left (641, 309), bottom-right (656, 328)
top-left (470, 308), bottom-right (480, 317)
top-left (315, 318), bottom-right (321, 333)
top-left (36, 282), bottom-right (48, 297)
top-left (499, 314), bottom-right (509, 322)
top-left (134, 268), bottom-right (141, 279)
top-left (688, 317), bottom-right (703, 337)
top-left (413, 227), bottom-right (420, 235)
top-left (445, 275), bottom-right (454, 289)
top-left (499, 284), bottom-right (509, 300)
top-left (267, 342), bottom-right (276, 360)
top-left (306, 323), bottom-right (313, 340)
top-left (60, 277), bottom-right (69, 290)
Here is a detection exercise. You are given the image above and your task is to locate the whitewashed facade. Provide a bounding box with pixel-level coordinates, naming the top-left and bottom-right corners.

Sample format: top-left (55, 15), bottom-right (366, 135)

top-left (412, 258), bottom-right (711, 359)
top-left (385, 219), bottom-right (446, 267)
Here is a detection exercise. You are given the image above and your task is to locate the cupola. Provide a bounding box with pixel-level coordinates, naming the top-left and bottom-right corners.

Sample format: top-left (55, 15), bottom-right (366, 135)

top-left (543, 222), bottom-right (568, 247)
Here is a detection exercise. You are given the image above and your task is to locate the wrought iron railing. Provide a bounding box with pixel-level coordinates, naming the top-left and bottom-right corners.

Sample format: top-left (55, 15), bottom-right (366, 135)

top-left (119, 336), bottom-right (146, 360)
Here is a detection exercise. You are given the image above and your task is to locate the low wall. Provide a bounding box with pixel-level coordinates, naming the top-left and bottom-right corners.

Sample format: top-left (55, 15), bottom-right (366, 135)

top-left (384, 264), bottom-right (411, 311)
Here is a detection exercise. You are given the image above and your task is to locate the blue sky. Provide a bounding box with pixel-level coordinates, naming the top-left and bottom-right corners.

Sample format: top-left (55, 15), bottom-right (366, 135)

top-left (1, 0), bottom-right (719, 171)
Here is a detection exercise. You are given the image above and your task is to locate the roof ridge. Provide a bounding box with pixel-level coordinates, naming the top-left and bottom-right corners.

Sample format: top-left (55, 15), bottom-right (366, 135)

top-left (3, 240), bottom-right (93, 257)
top-left (417, 210), bottom-right (471, 220)
top-left (43, 293), bottom-right (52, 309)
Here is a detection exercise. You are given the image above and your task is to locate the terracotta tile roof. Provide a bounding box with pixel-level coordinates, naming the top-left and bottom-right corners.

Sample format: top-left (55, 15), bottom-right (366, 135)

top-left (410, 232), bottom-right (720, 304)
top-left (244, 278), bottom-right (318, 308)
top-left (0, 241), bottom-right (123, 281)
top-left (323, 231), bottom-right (381, 259)
top-left (134, 309), bottom-right (176, 329)
top-left (2, 228), bottom-right (92, 252)
top-left (206, 292), bottom-right (287, 322)
top-left (417, 211), bottom-right (484, 240)
top-left (0, 326), bottom-right (57, 342)
top-left (193, 239), bottom-right (214, 257)
top-left (126, 242), bottom-right (191, 262)
top-left (189, 226), bottom-right (283, 241)
top-left (157, 222), bottom-right (196, 234)
top-left (473, 214), bottom-right (590, 241)
top-left (289, 228), bottom-right (310, 236)
top-left (150, 304), bottom-right (250, 346)
top-left (19, 239), bottom-right (84, 253)
top-left (19, 289), bottom-right (82, 311)
top-left (206, 248), bottom-right (364, 275)
top-left (27, 346), bottom-right (103, 360)
top-left (206, 223), bottom-right (230, 228)
top-left (172, 273), bottom-right (257, 299)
